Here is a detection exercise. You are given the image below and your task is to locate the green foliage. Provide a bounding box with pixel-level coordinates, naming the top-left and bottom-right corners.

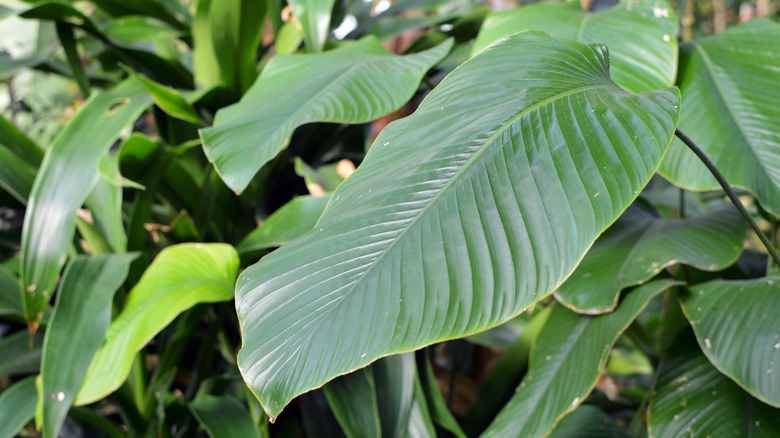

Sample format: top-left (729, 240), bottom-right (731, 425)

top-left (1, 0), bottom-right (779, 436)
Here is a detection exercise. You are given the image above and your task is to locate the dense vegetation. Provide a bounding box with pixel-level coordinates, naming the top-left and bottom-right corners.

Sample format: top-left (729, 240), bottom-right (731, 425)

top-left (1, 0), bottom-right (779, 436)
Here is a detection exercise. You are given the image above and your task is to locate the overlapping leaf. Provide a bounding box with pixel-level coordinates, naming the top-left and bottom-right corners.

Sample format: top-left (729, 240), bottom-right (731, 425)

top-left (472, 0), bottom-right (678, 93)
top-left (681, 276), bottom-right (780, 407)
top-left (200, 37), bottom-right (453, 193)
top-left (21, 78), bottom-right (151, 326)
top-left (236, 31), bottom-right (680, 418)
top-left (648, 330), bottom-right (780, 437)
top-left (658, 19), bottom-right (780, 216)
top-left (484, 280), bottom-right (676, 437)
top-left (555, 203), bottom-right (745, 314)
top-left (237, 195), bottom-right (330, 255)
top-left (190, 396), bottom-right (261, 438)
top-left (76, 244), bottom-right (239, 404)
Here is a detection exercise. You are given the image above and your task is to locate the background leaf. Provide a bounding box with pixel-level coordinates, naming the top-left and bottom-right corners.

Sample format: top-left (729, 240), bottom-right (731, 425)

top-left (555, 203), bottom-right (745, 314)
top-left (21, 78), bottom-right (151, 325)
top-left (658, 19), bottom-right (780, 216)
top-left (190, 395), bottom-right (261, 438)
top-left (681, 276), bottom-right (780, 407)
top-left (289, 0), bottom-right (336, 52)
top-left (648, 329), bottom-right (780, 437)
top-left (236, 31), bottom-right (680, 419)
top-left (200, 37), bottom-right (453, 193)
top-left (0, 376), bottom-right (38, 438)
top-left (40, 253), bottom-right (137, 438)
top-left (484, 280), bottom-right (677, 437)
top-left (548, 405), bottom-right (632, 438)
top-left (75, 243), bottom-right (239, 404)
top-left (323, 368), bottom-right (381, 438)
top-left (472, 0), bottom-right (678, 93)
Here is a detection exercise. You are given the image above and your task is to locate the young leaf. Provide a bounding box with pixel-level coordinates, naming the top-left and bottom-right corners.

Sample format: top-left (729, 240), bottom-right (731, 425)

top-left (658, 19), bottom-right (780, 216)
top-left (648, 329), bottom-right (780, 437)
top-left (200, 37), bottom-right (453, 193)
top-left (40, 254), bottom-right (137, 438)
top-left (483, 280), bottom-right (677, 437)
top-left (555, 203), bottom-right (745, 314)
top-left (288, 0), bottom-right (336, 52)
top-left (681, 276), bottom-right (780, 407)
top-left (21, 78), bottom-right (151, 326)
top-left (472, 0), bottom-right (678, 93)
top-left (75, 243), bottom-right (239, 404)
top-left (235, 31), bottom-right (680, 419)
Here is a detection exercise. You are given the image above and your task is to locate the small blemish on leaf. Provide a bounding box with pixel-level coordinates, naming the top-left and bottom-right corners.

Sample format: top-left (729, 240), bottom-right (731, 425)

top-left (106, 98), bottom-right (130, 115)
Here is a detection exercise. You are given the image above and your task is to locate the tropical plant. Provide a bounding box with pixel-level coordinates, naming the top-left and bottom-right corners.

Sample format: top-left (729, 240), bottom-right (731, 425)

top-left (0, 0), bottom-right (779, 437)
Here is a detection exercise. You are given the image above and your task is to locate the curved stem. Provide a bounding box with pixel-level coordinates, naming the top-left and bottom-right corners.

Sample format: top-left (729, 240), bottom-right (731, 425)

top-left (675, 129), bottom-right (780, 268)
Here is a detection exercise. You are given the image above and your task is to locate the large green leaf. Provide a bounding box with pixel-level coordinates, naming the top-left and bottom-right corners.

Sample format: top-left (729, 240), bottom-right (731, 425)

top-left (40, 254), bottom-right (137, 438)
top-left (236, 31), bottom-right (680, 419)
top-left (681, 276), bottom-right (780, 407)
top-left (75, 243), bottom-right (239, 404)
top-left (190, 395), bottom-right (261, 438)
top-left (483, 280), bottom-right (676, 437)
top-left (21, 78), bottom-right (151, 325)
top-left (648, 329), bottom-right (780, 437)
top-left (200, 37), bottom-right (453, 193)
top-left (555, 203), bottom-right (745, 314)
top-left (289, 0), bottom-right (335, 52)
top-left (472, 0), bottom-right (677, 93)
top-left (0, 376), bottom-right (37, 438)
top-left (658, 19), bottom-right (780, 216)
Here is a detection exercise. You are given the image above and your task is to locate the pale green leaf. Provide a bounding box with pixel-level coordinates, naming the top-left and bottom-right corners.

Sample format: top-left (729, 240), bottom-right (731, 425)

top-left (236, 32), bottom-right (680, 418)
top-left (75, 243), bottom-right (239, 404)
top-left (288, 0), bottom-right (335, 52)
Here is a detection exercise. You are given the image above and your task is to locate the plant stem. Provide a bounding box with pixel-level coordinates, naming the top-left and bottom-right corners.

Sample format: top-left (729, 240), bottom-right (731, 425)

top-left (675, 129), bottom-right (780, 267)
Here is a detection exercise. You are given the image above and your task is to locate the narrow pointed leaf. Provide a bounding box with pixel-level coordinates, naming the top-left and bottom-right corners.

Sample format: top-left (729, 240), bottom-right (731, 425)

top-left (236, 31), bottom-right (680, 419)
top-left (237, 195), bottom-right (330, 255)
top-left (555, 203), bottom-right (745, 314)
top-left (40, 254), bottom-right (137, 438)
top-left (136, 74), bottom-right (201, 123)
top-left (658, 19), bottom-right (780, 216)
top-left (472, 0), bottom-right (678, 93)
top-left (200, 37), bottom-right (453, 193)
top-left (75, 243), bottom-right (239, 404)
top-left (190, 396), bottom-right (261, 438)
top-left (0, 376), bottom-right (37, 438)
top-left (484, 280), bottom-right (677, 437)
top-left (289, 0), bottom-right (335, 52)
top-left (21, 78), bottom-right (151, 325)
top-left (648, 330), bottom-right (780, 437)
top-left (681, 276), bottom-right (780, 407)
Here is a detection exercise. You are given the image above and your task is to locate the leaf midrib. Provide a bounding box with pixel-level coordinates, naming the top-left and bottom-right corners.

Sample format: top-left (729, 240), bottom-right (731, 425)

top-left (313, 82), bottom-right (614, 343)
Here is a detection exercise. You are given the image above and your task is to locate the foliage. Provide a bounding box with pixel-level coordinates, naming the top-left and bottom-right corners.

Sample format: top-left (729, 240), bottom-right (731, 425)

top-left (0, 0), bottom-right (779, 437)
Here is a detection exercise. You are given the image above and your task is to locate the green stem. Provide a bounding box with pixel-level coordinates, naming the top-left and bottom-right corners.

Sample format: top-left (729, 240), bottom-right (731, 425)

top-left (675, 129), bottom-right (780, 267)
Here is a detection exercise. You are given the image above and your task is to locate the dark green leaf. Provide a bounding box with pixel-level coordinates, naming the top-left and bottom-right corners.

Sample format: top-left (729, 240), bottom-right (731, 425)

top-left (658, 19), bottom-right (780, 215)
top-left (324, 369), bottom-right (381, 438)
top-left (555, 203), bottom-right (745, 314)
top-left (483, 280), bottom-right (677, 437)
top-left (236, 32), bottom-right (680, 418)
top-left (40, 253), bottom-right (137, 438)
top-left (190, 395), bottom-right (261, 438)
top-left (0, 331), bottom-right (43, 379)
top-left (0, 376), bottom-right (38, 438)
top-left (548, 405), bottom-right (632, 438)
top-left (0, 143), bottom-right (36, 204)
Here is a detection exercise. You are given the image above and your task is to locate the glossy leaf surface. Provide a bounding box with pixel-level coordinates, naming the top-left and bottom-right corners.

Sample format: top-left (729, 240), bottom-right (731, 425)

top-left (658, 19), bottom-right (780, 215)
top-left (76, 244), bottom-right (238, 404)
top-left (201, 37), bottom-right (453, 193)
top-left (555, 203), bottom-right (745, 313)
top-left (21, 78), bottom-right (151, 324)
top-left (40, 254), bottom-right (137, 438)
top-left (472, 0), bottom-right (678, 93)
top-left (236, 32), bottom-right (680, 418)
top-left (681, 276), bottom-right (780, 407)
top-left (484, 280), bottom-right (676, 437)
top-left (648, 330), bottom-right (780, 437)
